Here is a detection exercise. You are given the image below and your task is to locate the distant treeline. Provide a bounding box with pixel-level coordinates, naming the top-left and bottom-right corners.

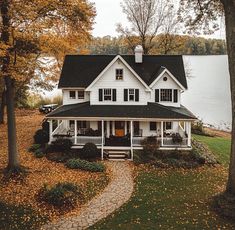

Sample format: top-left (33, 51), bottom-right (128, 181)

top-left (88, 35), bottom-right (226, 55)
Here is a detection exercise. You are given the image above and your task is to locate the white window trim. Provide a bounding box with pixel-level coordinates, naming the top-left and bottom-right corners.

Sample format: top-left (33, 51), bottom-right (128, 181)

top-left (103, 88), bottom-right (113, 101)
top-left (69, 90), bottom-right (76, 99)
top-left (159, 89), bottom-right (173, 102)
top-left (116, 68), bottom-right (124, 80)
top-left (128, 88), bottom-right (136, 101)
top-left (164, 122), bottom-right (172, 130)
top-left (149, 122), bottom-right (157, 131)
top-left (77, 90), bottom-right (85, 99)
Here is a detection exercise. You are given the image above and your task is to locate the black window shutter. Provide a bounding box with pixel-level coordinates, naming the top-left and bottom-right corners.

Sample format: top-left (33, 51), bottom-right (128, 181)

top-left (135, 89), bottom-right (139, 101)
top-left (124, 89), bottom-right (128, 101)
top-left (99, 89), bottom-right (103, 101)
top-left (112, 89), bottom-right (116, 101)
top-left (155, 89), bottom-right (159, 102)
top-left (174, 89), bottom-right (178, 103)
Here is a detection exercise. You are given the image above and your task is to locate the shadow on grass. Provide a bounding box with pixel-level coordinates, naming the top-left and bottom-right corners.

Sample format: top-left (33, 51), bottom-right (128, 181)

top-left (0, 201), bottom-right (48, 230)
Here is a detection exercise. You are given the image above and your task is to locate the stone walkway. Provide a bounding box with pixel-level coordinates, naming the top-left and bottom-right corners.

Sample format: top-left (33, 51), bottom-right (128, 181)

top-left (42, 161), bottom-right (134, 230)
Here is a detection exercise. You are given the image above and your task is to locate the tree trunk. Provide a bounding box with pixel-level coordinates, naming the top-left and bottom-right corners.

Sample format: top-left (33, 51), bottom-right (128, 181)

top-left (1, 0), bottom-right (20, 169)
top-left (5, 77), bottom-right (19, 169)
top-left (0, 89), bottom-right (6, 124)
top-left (223, 0), bottom-right (235, 196)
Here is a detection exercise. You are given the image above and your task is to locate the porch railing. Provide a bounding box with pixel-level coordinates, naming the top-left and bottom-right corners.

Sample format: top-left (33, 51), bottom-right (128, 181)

top-left (132, 136), bottom-right (188, 147)
top-left (76, 136), bottom-right (102, 145)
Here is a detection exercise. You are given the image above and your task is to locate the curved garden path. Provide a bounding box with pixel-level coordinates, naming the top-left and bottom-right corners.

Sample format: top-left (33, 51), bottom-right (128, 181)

top-left (42, 161), bottom-right (134, 230)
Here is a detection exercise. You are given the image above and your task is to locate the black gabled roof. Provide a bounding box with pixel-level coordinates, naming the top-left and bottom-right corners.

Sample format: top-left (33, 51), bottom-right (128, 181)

top-left (46, 102), bottom-right (196, 120)
top-left (58, 55), bottom-right (187, 89)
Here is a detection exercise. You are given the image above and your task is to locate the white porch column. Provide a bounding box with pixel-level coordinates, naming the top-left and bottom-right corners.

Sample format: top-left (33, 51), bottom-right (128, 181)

top-left (130, 120), bottom-right (133, 161)
top-left (187, 122), bottom-right (191, 146)
top-left (107, 121), bottom-right (110, 138)
top-left (101, 120), bottom-right (104, 160)
top-left (112, 121), bottom-right (115, 135)
top-left (124, 121), bottom-right (127, 135)
top-left (161, 121), bottom-right (164, 147)
top-left (49, 120), bottom-right (53, 144)
top-left (74, 120), bottom-right (77, 145)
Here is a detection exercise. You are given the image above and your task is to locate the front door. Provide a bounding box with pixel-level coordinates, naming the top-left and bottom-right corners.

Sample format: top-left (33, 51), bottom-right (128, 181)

top-left (115, 121), bottom-right (125, 136)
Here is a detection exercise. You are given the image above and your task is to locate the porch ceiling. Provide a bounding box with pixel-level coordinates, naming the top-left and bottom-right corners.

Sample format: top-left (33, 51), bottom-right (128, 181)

top-left (46, 102), bottom-right (196, 120)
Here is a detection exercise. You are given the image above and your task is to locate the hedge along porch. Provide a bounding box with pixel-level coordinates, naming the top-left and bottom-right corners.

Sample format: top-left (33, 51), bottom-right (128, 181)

top-left (47, 118), bottom-right (192, 161)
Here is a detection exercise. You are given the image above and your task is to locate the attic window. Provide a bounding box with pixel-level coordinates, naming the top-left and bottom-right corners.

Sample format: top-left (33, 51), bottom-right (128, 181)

top-left (116, 69), bottom-right (123, 80)
top-left (163, 76), bottom-right (168, 81)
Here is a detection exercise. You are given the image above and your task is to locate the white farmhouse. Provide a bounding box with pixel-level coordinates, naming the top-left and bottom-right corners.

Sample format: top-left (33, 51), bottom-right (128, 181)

top-left (46, 46), bottom-right (196, 160)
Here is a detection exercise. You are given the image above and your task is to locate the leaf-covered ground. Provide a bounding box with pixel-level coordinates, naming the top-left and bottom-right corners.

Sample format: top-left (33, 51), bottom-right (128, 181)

top-left (92, 133), bottom-right (234, 229)
top-left (0, 109), bottom-right (109, 228)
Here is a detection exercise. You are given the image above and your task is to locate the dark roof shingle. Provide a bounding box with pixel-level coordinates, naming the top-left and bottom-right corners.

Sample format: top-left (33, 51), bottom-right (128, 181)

top-left (58, 55), bottom-right (187, 89)
top-left (47, 102), bottom-right (196, 120)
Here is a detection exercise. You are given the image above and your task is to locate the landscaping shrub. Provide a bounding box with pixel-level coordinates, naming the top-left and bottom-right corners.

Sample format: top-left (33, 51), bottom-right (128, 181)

top-left (34, 149), bottom-right (45, 158)
top-left (46, 152), bottom-right (71, 163)
top-left (80, 142), bottom-right (100, 160)
top-left (141, 136), bottom-right (159, 157)
top-left (172, 133), bottom-right (183, 143)
top-left (34, 129), bottom-right (49, 145)
top-left (66, 159), bottom-right (105, 172)
top-left (47, 138), bottom-right (73, 153)
top-left (38, 182), bottom-right (81, 207)
top-left (28, 144), bottom-right (41, 153)
top-left (42, 120), bottom-right (49, 132)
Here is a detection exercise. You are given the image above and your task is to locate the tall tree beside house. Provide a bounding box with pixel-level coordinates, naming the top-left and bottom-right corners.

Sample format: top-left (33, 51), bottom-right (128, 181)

top-left (117, 0), bottom-right (178, 54)
top-left (0, 0), bottom-right (96, 171)
top-left (179, 0), bottom-right (235, 217)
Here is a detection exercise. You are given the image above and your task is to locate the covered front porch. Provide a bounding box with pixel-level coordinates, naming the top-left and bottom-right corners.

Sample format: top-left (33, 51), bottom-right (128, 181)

top-left (48, 118), bottom-right (192, 160)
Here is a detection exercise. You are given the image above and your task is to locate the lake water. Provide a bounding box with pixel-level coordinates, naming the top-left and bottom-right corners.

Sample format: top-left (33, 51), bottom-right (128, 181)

top-left (182, 55), bottom-right (232, 131)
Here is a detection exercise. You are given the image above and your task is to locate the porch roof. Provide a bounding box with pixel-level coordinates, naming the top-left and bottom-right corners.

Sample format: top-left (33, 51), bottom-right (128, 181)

top-left (46, 102), bottom-right (196, 120)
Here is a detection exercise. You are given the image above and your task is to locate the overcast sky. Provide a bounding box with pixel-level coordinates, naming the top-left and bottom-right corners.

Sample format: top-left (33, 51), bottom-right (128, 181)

top-left (92, 0), bottom-right (225, 39)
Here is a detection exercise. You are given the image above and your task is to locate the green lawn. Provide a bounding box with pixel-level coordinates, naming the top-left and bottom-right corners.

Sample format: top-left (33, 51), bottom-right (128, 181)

top-left (193, 134), bottom-right (231, 166)
top-left (92, 134), bottom-right (233, 230)
top-left (93, 167), bottom-right (234, 230)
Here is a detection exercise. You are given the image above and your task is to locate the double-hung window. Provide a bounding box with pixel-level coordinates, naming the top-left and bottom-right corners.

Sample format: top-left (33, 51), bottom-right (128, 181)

top-left (129, 89), bottom-right (135, 101)
top-left (150, 122), bottom-right (157, 131)
top-left (99, 89), bottom-right (117, 101)
top-left (69, 91), bottom-right (76, 99)
top-left (155, 89), bottom-right (178, 103)
top-left (77, 90), bottom-right (85, 99)
top-left (160, 89), bottom-right (172, 102)
top-left (124, 88), bottom-right (139, 102)
top-left (104, 89), bottom-right (112, 101)
top-left (116, 69), bottom-right (123, 80)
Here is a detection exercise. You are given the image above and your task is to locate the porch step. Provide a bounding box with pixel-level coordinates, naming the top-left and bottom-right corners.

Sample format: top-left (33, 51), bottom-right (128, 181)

top-left (106, 150), bottom-right (130, 160)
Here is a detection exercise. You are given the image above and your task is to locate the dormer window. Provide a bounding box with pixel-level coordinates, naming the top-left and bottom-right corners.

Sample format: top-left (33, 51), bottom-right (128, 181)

top-left (116, 69), bottom-right (123, 80)
top-left (69, 91), bottom-right (76, 99)
top-left (160, 89), bottom-right (172, 102)
top-left (78, 90), bottom-right (85, 99)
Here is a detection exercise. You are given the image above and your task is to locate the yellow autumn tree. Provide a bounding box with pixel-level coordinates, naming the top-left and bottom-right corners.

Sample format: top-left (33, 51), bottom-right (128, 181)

top-left (0, 0), bottom-right (96, 172)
